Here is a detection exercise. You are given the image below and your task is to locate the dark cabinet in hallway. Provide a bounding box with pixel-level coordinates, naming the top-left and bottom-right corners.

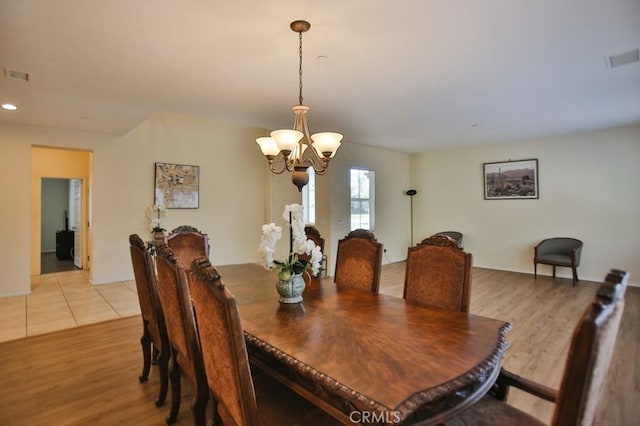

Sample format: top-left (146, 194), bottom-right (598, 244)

top-left (56, 230), bottom-right (74, 260)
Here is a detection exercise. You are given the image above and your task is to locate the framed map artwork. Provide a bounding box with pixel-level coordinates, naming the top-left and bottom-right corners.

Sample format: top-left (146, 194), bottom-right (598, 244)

top-left (154, 162), bottom-right (199, 208)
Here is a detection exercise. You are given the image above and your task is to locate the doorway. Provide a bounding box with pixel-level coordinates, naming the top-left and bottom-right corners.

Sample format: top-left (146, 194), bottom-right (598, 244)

top-left (40, 178), bottom-right (83, 274)
top-left (31, 146), bottom-right (92, 278)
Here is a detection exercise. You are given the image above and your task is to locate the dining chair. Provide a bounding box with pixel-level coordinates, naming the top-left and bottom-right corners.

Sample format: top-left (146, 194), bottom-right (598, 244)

top-left (435, 231), bottom-right (463, 248)
top-left (534, 237), bottom-right (583, 286)
top-left (299, 225), bottom-right (326, 277)
top-left (189, 257), bottom-right (340, 426)
top-left (128, 234), bottom-right (170, 407)
top-left (404, 234), bottom-right (472, 312)
top-left (154, 243), bottom-right (209, 425)
top-left (334, 229), bottom-right (383, 293)
top-left (304, 225), bottom-right (325, 251)
top-left (166, 225), bottom-right (210, 273)
top-left (446, 269), bottom-right (628, 426)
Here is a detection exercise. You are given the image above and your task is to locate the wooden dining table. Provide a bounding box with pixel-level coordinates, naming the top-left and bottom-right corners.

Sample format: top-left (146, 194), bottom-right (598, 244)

top-left (215, 263), bottom-right (512, 425)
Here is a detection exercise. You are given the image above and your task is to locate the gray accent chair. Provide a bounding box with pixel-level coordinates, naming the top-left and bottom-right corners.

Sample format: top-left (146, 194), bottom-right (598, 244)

top-left (436, 231), bottom-right (463, 248)
top-left (534, 237), bottom-right (583, 286)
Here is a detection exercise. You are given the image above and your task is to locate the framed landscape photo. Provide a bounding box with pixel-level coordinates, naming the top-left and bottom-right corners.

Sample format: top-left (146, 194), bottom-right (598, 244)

top-left (154, 162), bottom-right (199, 208)
top-left (483, 159), bottom-right (539, 200)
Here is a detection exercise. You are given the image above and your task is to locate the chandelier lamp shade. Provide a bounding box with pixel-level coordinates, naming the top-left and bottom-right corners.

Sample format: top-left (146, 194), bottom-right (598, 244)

top-left (256, 20), bottom-right (343, 192)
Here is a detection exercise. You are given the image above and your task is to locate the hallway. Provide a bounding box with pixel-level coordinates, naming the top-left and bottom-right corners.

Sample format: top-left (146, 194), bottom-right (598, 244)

top-left (40, 252), bottom-right (76, 274)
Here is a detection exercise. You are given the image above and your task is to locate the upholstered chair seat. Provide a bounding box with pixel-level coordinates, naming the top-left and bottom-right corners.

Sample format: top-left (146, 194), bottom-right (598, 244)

top-left (537, 253), bottom-right (573, 265)
top-left (448, 395), bottom-right (544, 426)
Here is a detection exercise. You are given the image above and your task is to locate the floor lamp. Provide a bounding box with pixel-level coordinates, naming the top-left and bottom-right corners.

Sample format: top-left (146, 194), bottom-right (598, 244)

top-left (406, 189), bottom-right (417, 246)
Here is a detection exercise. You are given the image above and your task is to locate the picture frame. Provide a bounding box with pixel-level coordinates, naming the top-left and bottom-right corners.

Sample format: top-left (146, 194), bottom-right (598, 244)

top-left (154, 162), bottom-right (199, 208)
top-left (483, 159), bottom-right (539, 200)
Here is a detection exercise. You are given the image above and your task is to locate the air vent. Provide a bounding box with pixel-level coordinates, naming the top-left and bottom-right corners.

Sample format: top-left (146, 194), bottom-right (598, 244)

top-left (3, 67), bottom-right (30, 82)
top-left (606, 49), bottom-right (639, 69)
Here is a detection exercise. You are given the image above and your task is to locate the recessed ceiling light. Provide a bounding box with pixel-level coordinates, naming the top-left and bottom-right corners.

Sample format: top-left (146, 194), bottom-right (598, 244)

top-left (1, 103), bottom-right (18, 111)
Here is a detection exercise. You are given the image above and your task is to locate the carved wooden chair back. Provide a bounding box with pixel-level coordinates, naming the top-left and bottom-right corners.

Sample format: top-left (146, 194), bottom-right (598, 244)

top-left (551, 269), bottom-right (627, 425)
top-left (334, 229), bottom-right (383, 293)
top-left (304, 226), bottom-right (325, 252)
top-left (190, 258), bottom-right (260, 425)
top-left (299, 226), bottom-right (326, 277)
top-left (189, 258), bottom-right (338, 426)
top-left (166, 225), bottom-right (210, 273)
top-left (404, 234), bottom-right (472, 312)
top-left (128, 234), bottom-right (170, 406)
top-left (155, 243), bottom-right (208, 425)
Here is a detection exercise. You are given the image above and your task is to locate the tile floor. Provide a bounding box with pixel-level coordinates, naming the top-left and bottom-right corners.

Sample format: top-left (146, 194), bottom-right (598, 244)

top-left (0, 270), bottom-right (140, 343)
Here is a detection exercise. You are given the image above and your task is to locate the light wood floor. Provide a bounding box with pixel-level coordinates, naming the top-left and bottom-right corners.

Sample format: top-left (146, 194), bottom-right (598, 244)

top-left (0, 316), bottom-right (194, 426)
top-left (0, 263), bottom-right (637, 425)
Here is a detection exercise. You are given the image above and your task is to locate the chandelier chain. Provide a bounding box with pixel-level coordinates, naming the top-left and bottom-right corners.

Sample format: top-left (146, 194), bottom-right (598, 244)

top-left (298, 31), bottom-right (304, 106)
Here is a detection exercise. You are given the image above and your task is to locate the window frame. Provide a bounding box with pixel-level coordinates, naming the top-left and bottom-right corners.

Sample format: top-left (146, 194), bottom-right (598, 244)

top-left (302, 167), bottom-right (316, 225)
top-left (349, 167), bottom-right (375, 231)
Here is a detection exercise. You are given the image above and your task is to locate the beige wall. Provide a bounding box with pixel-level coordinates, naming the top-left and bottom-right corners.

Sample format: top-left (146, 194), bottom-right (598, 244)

top-left (2, 132), bottom-right (32, 296)
top-left (328, 141), bottom-right (412, 273)
top-left (1, 125), bottom-right (112, 296)
top-left (410, 125), bottom-right (640, 284)
top-left (0, 113), bottom-right (271, 296)
top-left (2, 113), bottom-right (636, 297)
top-left (2, 111), bottom-right (406, 297)
top-left (98, 112), bottom-right (270, 284)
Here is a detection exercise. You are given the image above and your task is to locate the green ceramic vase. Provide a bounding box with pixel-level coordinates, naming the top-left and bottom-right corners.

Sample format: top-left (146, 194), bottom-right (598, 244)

top-left (275, 273), bottom-right (305, 304)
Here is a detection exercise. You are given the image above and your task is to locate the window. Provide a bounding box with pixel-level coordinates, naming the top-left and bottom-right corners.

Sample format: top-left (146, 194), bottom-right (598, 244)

top-left (302, 167), bottom-right (316, 224)
top-left (350, 168), bottom-right (375, 230)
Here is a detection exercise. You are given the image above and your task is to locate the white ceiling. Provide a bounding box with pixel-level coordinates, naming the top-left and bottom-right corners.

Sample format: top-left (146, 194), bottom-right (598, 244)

top-left (1, 0), bottom-right (639, 153)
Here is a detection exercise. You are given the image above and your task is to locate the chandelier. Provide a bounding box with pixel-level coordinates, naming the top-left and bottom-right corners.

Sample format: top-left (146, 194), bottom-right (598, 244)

top-left (256, 20), bottom-right (343, 192)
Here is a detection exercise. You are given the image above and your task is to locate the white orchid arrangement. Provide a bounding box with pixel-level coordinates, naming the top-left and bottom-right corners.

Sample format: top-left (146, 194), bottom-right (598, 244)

top-left (146, 204), bottom-right (167, 233)
top-left (259, 203), bottom-right (323, 281)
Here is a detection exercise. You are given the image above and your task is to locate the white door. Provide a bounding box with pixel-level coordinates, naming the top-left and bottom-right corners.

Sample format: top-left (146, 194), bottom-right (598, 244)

top-left (71, 179), bottom-right (83, 268)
